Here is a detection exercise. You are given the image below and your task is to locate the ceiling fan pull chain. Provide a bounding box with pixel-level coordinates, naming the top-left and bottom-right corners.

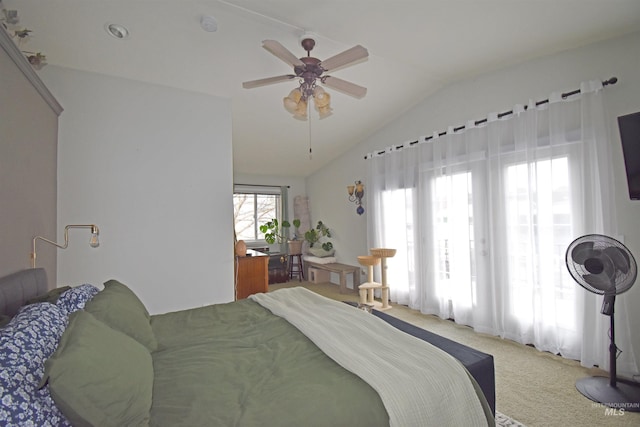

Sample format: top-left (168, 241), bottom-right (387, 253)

top-left (308, 101), bottom-right (313, 159)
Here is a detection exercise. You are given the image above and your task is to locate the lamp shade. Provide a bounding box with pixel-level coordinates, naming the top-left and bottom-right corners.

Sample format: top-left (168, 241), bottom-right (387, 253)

top-left (318, 105), bottom-right (333, 119)
top-left (293, 98), bottom-right (308, 118)
top-left (314, 90), bottom-right (330, 108)
top-left (283, 96), bottom-right (298, 113)
top-left (289, 88), bottom-right (302, 102)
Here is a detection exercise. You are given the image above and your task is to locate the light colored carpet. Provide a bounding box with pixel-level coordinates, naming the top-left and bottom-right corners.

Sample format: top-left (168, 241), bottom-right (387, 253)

top-left (270, 281), bottom-right (640, 427)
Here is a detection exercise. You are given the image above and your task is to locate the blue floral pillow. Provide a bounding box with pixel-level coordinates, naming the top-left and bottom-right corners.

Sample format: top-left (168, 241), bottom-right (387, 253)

top-left (56, 284), bottom-right (100, 316)
top-left (0, 303), bottom-right (72, 426)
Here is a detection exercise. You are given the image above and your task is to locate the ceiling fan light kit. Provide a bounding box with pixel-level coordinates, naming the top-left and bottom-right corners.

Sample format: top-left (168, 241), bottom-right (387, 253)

top-left (243, 35), bottom-right (368, 120)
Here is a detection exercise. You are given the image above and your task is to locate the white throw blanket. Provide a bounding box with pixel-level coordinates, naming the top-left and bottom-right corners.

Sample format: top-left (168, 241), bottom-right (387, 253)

top-left (250, 287), bottom-right (489, 427)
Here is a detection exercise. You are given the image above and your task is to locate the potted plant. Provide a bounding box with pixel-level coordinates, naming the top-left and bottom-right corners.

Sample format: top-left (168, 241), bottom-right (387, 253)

top-left (259, 218), bottom-right (302, 254)
top-left (304, 221), bottom-right (334, 257)
top-left (287, 219), bottom-right (303, 254)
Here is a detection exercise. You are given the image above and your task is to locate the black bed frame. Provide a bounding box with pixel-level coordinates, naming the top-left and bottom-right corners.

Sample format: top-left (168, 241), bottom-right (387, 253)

top-left (346, 302), bottom-right (496, 415)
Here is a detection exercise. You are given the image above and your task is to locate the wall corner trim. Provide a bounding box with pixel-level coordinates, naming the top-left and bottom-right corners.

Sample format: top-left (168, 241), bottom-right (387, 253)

top-left (0, 28), bottom-right (63, 116)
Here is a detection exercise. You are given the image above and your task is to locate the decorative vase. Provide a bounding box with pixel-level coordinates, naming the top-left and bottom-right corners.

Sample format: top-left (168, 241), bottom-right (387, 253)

top-left (288, 240), bottom-right (303, 255)
top-left (235, 240), bottom-right (247, 257)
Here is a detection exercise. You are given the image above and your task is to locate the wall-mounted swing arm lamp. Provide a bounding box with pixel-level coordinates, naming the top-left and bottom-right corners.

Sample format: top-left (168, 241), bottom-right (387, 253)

top-left (31, 224), bottom-right (100, 268)
top-left (347, 180), bottom-right (365, 215)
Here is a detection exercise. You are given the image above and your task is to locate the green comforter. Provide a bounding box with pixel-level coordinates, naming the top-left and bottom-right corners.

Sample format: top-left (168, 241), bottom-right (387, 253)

top-left (149, 299), bottom-right (389, 427)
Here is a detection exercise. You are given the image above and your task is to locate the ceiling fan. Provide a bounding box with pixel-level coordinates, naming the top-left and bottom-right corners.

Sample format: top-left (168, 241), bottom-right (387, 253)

top-left (242, 35), bottom-right (368, 120)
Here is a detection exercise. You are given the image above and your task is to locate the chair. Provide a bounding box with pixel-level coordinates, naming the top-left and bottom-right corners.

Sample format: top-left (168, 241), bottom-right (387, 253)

top-left (288, 253), bottom-right (304, 281)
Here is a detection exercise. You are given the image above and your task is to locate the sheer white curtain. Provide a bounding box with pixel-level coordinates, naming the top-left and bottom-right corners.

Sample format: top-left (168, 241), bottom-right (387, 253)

top-left (366, 81), bottom-right (638, 375)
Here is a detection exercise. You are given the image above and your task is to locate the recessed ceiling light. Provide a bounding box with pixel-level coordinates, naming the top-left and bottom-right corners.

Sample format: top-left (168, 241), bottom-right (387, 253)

top-left (200, 15), bottom-right (217, 32)
top-left (105, 23), bottom-right (129, 39)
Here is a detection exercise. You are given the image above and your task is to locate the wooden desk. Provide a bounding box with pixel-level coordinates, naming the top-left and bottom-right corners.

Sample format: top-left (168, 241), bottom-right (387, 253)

top-left (235, 250), bottom-right (269, 299)
top-left (303, 261), bottom-right (360, 294)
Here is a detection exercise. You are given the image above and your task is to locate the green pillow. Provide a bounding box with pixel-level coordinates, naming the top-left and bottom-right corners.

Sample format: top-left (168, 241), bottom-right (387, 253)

top-left (42, 310), bottom-right (153, 427)
top-left (84, 280), bottom-right (157, 351)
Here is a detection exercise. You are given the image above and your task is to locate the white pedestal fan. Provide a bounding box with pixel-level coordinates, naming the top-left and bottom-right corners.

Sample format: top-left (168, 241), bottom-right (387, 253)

top-left (566, 234), bottom-right (640, 412)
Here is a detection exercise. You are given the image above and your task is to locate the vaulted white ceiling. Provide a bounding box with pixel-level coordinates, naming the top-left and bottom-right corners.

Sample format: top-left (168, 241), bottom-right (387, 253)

top-left (7, 0), bottom-right (640, 176)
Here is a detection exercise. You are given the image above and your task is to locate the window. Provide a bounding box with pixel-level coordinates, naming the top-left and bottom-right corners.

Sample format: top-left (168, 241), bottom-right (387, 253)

top-left (504, 156), bottom-right (576, 329)
top-left (367, 87), bottom-right (624, 367)
top-left (432, 172), bottom-right (475, 306)
top-left (233, 185), bottom-right (284, 242)
top-left (380, 188), bottom-right (414, 300)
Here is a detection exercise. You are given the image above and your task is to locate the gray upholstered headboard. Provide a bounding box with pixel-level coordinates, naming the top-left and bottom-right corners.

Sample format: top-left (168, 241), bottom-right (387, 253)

top-left (0, 268), bottom-right (48, 317)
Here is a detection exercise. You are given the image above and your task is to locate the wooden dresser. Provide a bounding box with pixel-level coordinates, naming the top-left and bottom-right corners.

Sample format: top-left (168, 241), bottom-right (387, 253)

top-left (235, 249), bottom-right (269, 299)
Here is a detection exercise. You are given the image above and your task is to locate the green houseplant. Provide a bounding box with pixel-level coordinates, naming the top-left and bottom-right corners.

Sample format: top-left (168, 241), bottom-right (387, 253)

top-left (304, 221), bottom-right (334, 257)
top-left (259, 219), bottom-right (302, 253)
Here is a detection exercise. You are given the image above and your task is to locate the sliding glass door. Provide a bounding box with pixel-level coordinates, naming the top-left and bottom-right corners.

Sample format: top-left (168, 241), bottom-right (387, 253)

top-left (366, 82), bottom-right (636, 372)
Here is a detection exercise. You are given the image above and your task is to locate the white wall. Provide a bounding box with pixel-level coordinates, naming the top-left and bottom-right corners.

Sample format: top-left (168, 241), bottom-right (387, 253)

top-left (309, 31), bottom-right (640, 365)
top-left (306, 160), bottom-right (368, 286)
top-left (40, 66), bottom-right (234, 314)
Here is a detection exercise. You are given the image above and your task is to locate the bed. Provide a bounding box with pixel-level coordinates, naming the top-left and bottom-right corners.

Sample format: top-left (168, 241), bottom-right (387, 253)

top-left (0, 268), bottom-right (495, 426)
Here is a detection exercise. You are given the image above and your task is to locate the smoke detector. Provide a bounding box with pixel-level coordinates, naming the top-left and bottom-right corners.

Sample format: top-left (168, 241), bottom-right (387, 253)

top-left (200, 15), bottom-right (217, 32)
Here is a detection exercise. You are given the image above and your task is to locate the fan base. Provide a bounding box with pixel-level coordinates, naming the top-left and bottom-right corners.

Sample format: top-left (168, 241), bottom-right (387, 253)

top-left (576, 376), bottom-right (640, 412)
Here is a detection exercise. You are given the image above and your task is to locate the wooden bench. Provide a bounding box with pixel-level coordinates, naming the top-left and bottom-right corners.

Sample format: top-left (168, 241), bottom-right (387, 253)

top-left (303, 261), bottom-right (360, 294)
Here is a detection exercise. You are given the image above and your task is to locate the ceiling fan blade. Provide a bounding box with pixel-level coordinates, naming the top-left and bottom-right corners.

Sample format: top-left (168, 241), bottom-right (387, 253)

top-left (262, 40), bottom-right (305, 68)
top-left (320, 45), bottom-right (368, 72)
top-left (242, 75), bottom-right (296, 89)
top-left (323, 76), bottom-right (367, 98)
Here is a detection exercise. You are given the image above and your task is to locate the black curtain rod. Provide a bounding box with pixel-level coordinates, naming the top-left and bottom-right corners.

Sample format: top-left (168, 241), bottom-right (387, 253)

top-left (234, 183), bottom-right (290, 188)
top-left (365, 77), bottom-right (618, 158)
